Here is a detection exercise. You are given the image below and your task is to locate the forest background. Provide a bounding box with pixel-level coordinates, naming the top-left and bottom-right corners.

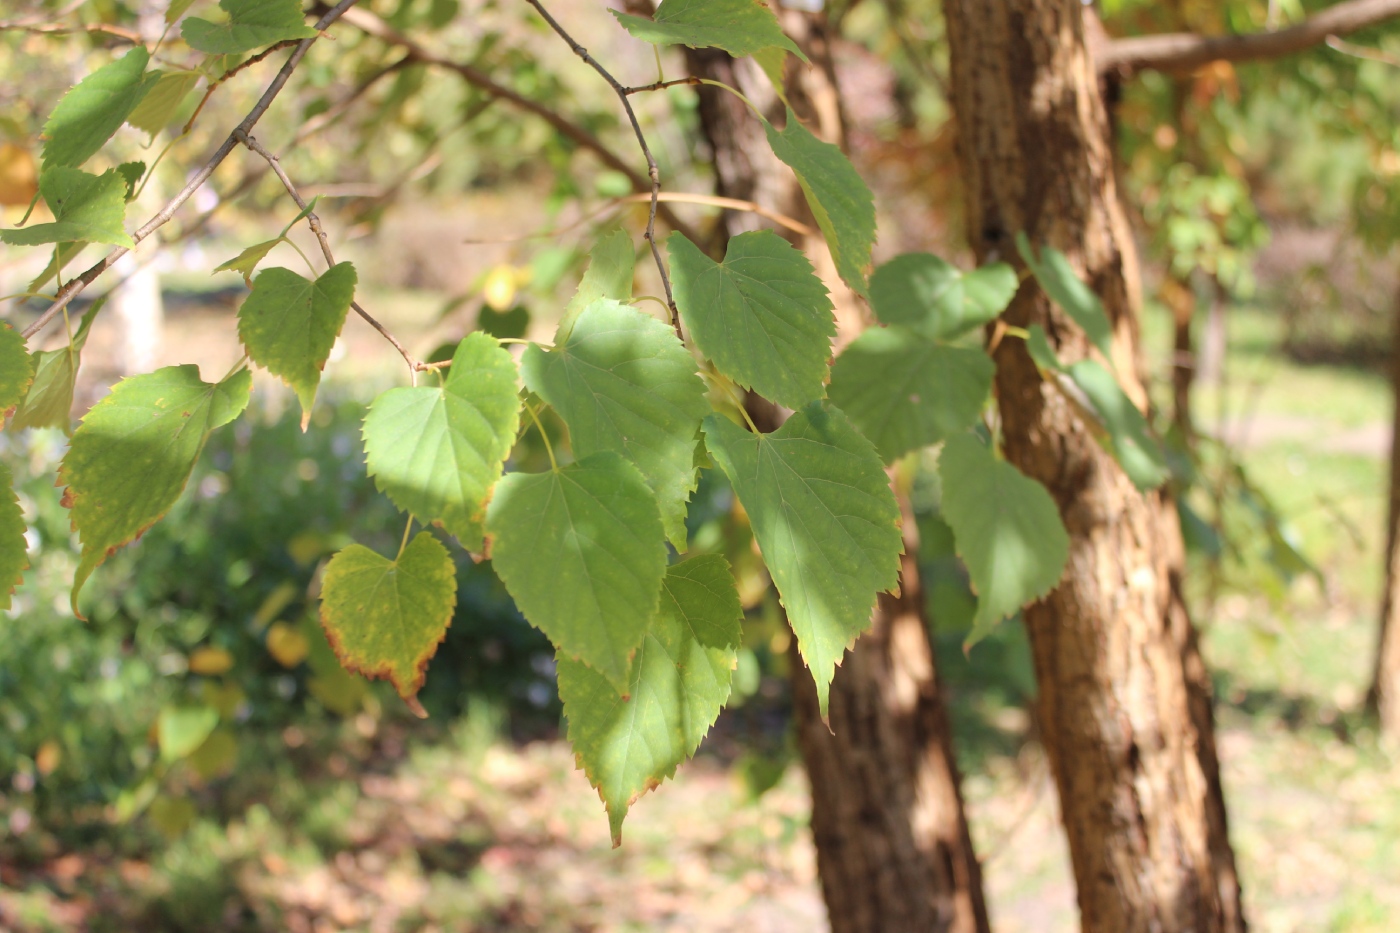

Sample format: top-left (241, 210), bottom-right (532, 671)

top-left (2, 0), bottom-right (1400, 930)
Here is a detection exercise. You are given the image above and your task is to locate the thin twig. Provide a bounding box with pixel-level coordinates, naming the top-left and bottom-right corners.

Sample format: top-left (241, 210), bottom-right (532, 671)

top-left (19, 0), bottom-right (360, 343)
top-left (0, 20), bottom-right (142, 42)
top-left (622, 76), bottom-right (702, 95)
top-left (1326, 33), bottom-right (1400, 67)
top-left (334, 5), bottom-right (696, 243)
top-left (234, 130), bottom-right (419, 381)
top-left (522, 0), bottom-right (679, 335)
top-left (183, 40), bottom-right (299, 135)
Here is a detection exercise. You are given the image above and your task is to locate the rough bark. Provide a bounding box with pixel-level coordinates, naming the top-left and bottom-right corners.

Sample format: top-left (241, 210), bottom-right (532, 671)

top-left (1370, 285), bottom-right (1400, 737)
top-left (684, 14), bottom-right (990, 933)
top-left (944, 3), bottom-right (1245, 931)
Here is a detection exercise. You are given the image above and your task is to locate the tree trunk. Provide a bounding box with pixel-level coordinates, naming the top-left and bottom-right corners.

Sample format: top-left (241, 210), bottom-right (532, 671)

top-left (1369, 284), bottom-right (1400, 738)
top-left (943, 3), bottom-right (1246, 931)
top-left (683, 14), bottom-right (990, 933)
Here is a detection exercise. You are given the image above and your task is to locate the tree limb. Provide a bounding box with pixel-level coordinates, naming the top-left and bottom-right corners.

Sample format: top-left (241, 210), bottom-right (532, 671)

top-left (1099, 0), bottom-right (1400, 76)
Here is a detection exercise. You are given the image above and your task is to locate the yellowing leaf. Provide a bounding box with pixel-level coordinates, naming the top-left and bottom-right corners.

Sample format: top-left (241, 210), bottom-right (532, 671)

top-left (482, 264), bottom-right (518, 312)
top-left (319, 532), bottom-right (458, 708)
top-left (188, 646), bottom-right (234, 675)
top-left (0, 143), bottom-right (37, 207)
top-left (266, 621), bottom-right (310, 668)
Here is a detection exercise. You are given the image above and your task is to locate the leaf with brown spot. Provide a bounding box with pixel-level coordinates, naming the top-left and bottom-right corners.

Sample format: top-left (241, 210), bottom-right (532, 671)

top-left (318, 531), bottom-right (457, 711)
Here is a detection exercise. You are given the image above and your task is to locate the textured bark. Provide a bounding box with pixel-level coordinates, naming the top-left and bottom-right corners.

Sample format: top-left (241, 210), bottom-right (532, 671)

top-left (685, 14), bottom-right (990, 933)
top-left (1370, 286), bottom-right (1400, 738)
top-left (944, 3), bottom-right (1245, 931)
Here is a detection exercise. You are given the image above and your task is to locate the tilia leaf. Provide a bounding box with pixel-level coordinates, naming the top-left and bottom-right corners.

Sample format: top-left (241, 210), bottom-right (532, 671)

top-left (319, 531), bottom-right (458, 710)
top-left (363, 333), bottom-right (520, 551)
top-left (869, 253), bottom-right (1017, 340)
top-left (59, 365), bottom-right (252, 616)
top-left (558, 228), bottom-right (634, 342)
top-left (127, 71), bottom-right (201, 137)
top-left (42, 46), bottom-right (158, 172)
top-left (611, 0), bottom-right (805, 61)
top-left (828, 326), bottom-right (992, 464)
top-left (668, 230), bottom-right (834, 409)
top-left (1025, 325), bottom-right (1168, 491)
top-left (0, 462), bottom-right (28, 611)
top-left (938, 433), bottom-right (1069, 647)
top-left (183, 0), bottom-right (319, 54)
top-left (523, 299), bottom-right (708, 549)
top-left (1015, 233), bottom-right (1115, 362)
top-left (0, 321), bottom-right (35, 415)
top-left (236, 262), bottom-right (356, 426)
top-left (702, 403), bottom-right (901, 717)
top-left (8, 297), bottom-right (103, 434)
top-left (1, 168), bottom-right (134, 248)
top-left (486, 452), bottom-right (667, 692)
top-left (762, 109), bottom-right (876, 298)
top-left (559, 553), bottom-right (742, 846)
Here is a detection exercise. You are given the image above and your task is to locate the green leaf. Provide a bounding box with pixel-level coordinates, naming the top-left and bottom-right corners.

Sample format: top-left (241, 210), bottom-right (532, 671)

top-left (0, 462), bottom-right (28, 611)
top-left (363, 333), bottom-right (521, 551)
top-left (116, 161), bottom-right (145, 200)
top-left (157, 706), bottom-right (219, 763)
top-left (1015, 233), bottom-right (1115, 361)
top-left (27, 241), bottom-right (88, 295)
top-left (0, 321), bottom-right (35, 414)
top-left (828, 327), bottom-right (992, 464)
top-left (667, 230), bottom-right (834, 409)
top-left (127, 71), bottom-right (201, 137)
top-left (8, 297), bottom-right (103, 434)
top-left (1025, 325), bottom-right (1168, 491)
top-left (558, 229), bottom-right (634, 342)
top-left (214, 237), bottom-right (283, 287)
top-left (485, 452), bottom-right (667, 692)
top-left (762, 110), bottom-right (875, 298)
top-left (318, 531), bottom-right (458, 706)
top-left (523, 299), bottom-right (708, 550)
top-left (702, 403), bottom-right (901, 717)
top-left (938, 433), bottom-right (1069, 647)
top-left (236, 262), bottom-right (356, 426)
top-left (59, 365), bottom-right (252, 616)
top-left (166, 0), bottom-right (199, 24)
top-left (753, 46), bottom-right (791, 107)
top-left (869, 253), bottom-right (1017, 339)
top-left (183, 0), bottom-right (319, 54)
top-left (41, 47), bottom-right (158, 171)
top-left (611, 0), bottom-right (805, 60)
top-left (1, 168), bottom-right (134, 248)
top-left (559, 553), bottom-right (742, 845)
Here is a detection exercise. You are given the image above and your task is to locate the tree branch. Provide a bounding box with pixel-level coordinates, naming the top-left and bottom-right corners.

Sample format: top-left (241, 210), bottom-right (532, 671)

top-left (234, 130), bottom-right (420, 381)
top-left (522, 0), bottom-right (680, 333)
top-left (334, 6), bottom-right (697, 243)
top-left (1099, 0), bottom-right (1400, 76)
top-left (19, 0), bottom-right (361, 342)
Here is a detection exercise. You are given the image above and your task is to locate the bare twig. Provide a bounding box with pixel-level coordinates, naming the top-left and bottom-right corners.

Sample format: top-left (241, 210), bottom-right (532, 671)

top-left (622, 76), bottom-right (702, 95)
top-left (1099, 0), bottom-right (1400, 76)
top-left (0, 19), bottom-right (142, 42)
top-left (334, 7), bottom-right (695, 244)
top-left (233, 130), bottom-right (419, 381)
top-left (182, 40), bottom-right (299, 135)
top-left (19, 0), bottom-right (360, 342)
top-left (522, 0), bottom-right (680, 334)
top-left (1326, 33), bottom-right (1400, 66)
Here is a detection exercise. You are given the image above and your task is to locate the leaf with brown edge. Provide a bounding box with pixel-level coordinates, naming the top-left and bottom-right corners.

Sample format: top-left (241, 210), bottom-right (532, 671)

top-left (58, 365), bottom-right (251, 616)
top-left (0, 462), bottom-right (28, 610)
top-left (318, 531), bottom-right (457, 715)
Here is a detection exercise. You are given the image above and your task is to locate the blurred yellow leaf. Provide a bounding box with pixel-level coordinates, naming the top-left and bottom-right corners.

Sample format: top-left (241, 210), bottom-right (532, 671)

top-left (267, 621), bottom-right (310, 668)
top-left (188, 646), bottom-right (234, 675)
top-left (0, 143), bottom-right (37, 207)
top-left (482, 264), bottom-right (518, 312)
top-left (188, 729), bottom-right (237, 780)
top-left (35, 740), bottom-right (61, 776)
